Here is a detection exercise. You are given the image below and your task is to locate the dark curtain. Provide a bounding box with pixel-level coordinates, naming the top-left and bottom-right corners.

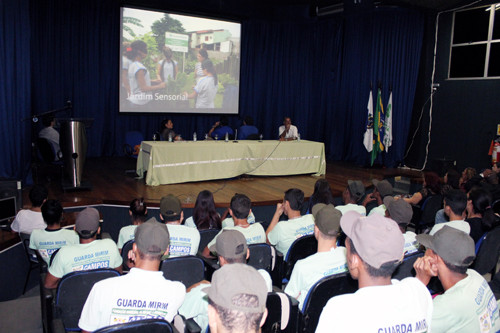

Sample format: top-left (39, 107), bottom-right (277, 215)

top-left (0, 0), bottom-right (31, 179)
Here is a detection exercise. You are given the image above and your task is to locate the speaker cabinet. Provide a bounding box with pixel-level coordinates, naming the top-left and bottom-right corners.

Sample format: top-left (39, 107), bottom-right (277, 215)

top-left (0, 180), bottom-right (22, 212)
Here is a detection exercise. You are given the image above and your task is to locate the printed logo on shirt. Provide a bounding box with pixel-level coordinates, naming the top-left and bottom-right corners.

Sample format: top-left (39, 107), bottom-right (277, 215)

top-left (169, 237), bottom-right (193, 255)
top-left (323, 264), bottom-right (348, 276)
top-left (39, 248), bottom-right (60, 260)
top-left (110, 299), bottom-right (170, 325)
top-left (377, 318), bottom-right (427, 333)
top-left (74, 260), bottom-right (110, 271)
top-left (294, 224), bottom-right (314, 239)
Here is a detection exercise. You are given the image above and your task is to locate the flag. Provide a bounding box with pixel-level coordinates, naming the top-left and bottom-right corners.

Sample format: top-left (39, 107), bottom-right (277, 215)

top-left (384, 91), bottom-right (393, 152)
top-left (363, 89), bottom-right (374, 152)
top-left (371, 87), bottom-right (385, 165)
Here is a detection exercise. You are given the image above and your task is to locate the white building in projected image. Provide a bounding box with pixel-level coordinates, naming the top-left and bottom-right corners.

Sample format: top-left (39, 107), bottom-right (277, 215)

top-left (188, 29), bottom-right (235, 53)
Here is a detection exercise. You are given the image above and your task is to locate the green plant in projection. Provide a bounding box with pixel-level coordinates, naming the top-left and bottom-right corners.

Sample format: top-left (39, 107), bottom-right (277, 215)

top-left (123, 16), bottom-right (144, 40)
top-left (140, 34), bottom-right (160, 78)
top-left (151, 14), bottom-right (185, 51)
top-left (217, 74), bottom-right (238, 95)
top-left (164, 72), bottom-right (193, 95)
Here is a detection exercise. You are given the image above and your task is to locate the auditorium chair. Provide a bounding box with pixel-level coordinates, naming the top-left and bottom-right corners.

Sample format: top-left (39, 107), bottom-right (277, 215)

top-left (19, 232), bottom-right (46, 294)
top-left (160, 255), bottom-right (206, 289)
top-left (409, 194), bottom-right (443, 234)
top-left (248, 243), bottom-right (275, 273)
top-left (93, 319), bottom-right (175, 333)
top-left (282, 235), bottom-right (317, 286)
top-left (472, 226), bottom-right (500, 277)
top-left (298, 272), bottom-right (358, 332)
top-left (262, 292), bottom-right (299, 333)
top-left (121, 239), bottom-right (134, 272)
top-left (197, 229), bottom-right (220, 256)
top-left (391, 251), bottom-right (424, 281)
top-left (123, 131), bottom-right (144, 175)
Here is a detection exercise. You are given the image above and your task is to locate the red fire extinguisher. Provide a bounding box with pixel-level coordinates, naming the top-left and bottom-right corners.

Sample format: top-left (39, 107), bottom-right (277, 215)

top-left (492, 140), bottom-right (500, 164)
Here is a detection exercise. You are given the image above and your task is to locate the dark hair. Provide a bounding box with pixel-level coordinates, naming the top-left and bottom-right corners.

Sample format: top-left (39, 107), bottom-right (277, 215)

top-left (208, 297), bottom-right (264, 333)
top-left (462, 167), bottom-right (477, 183)
top-left (468, 188), bottom-right (497, 231)
top-left (309, 179), bottom-right (334, 209)
top-left (219, 115), bottom-right (229, 127)
top-left (129, 198), bottom-right (147, 223)
top-left (244, 116), bottom-right (254, 126)
top-left (41, 199), bottom-right (63, 225)
top-left (42, 116), bottom-right (54, 127)
top-left (444, 189), bottom-right (467, 216)
top-left (29, 184), bottom-right (48, 207)
top-left (284, 188), bottom-right (304, 211)
top-left (224, 253), bottom-right (247, 264)
top-left (162, 46), bottom-right (173, 59)
top-left (201, 59), bottom-right (218, 86)
top-left (160, 118), bottom-right (172, 130)
top-left (445, 169), bottom-right (460, 189)
top-left (193, 190), bottom-right (221, 230)
top-left (424, 172), bottom-right (441, 195)
top-left (126, 40), bottom-right (147, 60)
top-left (137, 247), bottom-right (163, 262)
top-left (443, 260), bottom-right (470, 274)
top-left (198, 48), bottom-right (208, 60)
top-left (348, 238), bottom-right (400, 278)
top-left (230, 194), bottom-right (251, 220)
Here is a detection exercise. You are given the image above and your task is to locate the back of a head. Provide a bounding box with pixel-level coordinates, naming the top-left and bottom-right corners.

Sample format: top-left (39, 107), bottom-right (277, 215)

top-left (346, 180), bottom-right (365, 204)
top-left (42, 199), bottom-right (63, 226)
top-left (284, 188), bottom-right (304, 211)
top-left (219, 115), bottom-right (229, 127)
top-left (29, 184), bottom-right (48, 207)
top-left (130, 197), bottom-right (147, 222)
top-left (135, 221), bottom-right (170, 261)
top-left (126, 40), bottom-right (148, 60)
top-left (244, 116), bottom-right (254, 126)
top-left (160, 194), bottom-right (182, 222)
top-left (445, 169), bottom-right (460, 189)
top-left (42, 116), bottom-right (54, 127)
top-left (444, 189), bottom-right (467, 216)
top-left (311, 179), bottom-right (334, 206)
top-left (468, 188), bottom-right (497, 231)
top-left (210, 229), bottom-right (248, 264)
top-left (424, 172), bottom-right (441, 194)
top-left (194, 190), bottom-right (221, 230)
top-left (230, 194), bottom-right (251, 220)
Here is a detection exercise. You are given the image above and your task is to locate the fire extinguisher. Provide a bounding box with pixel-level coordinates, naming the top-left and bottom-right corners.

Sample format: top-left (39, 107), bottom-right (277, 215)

top-left (493, 139), bottom-right (500, 164)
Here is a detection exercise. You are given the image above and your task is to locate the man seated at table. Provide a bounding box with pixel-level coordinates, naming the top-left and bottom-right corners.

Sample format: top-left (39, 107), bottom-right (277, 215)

top-left (278, 116), bottom-right (298, 141)
top-left (209, 116), bottom-right (233, 140)
top-left (238, 116), bottom-right (259, 140)
top-left (266, 188), bottom-right (315, 255)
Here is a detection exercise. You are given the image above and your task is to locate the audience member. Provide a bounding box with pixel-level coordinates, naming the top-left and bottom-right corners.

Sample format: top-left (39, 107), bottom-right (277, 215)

top-left (435, 169), bottom-right (461, 224)
top-left (278, 117), bottom-right (298, 141)
top-left (238, 116), bottom-right (259, 140)
top-left (205, 264), bottom-right (268, 333)
top-left (414, 226), bottom-right (500, 332)
top-left (404, 171), bottom-right (442, 206)
top-left (460, 167), bottom-right (477, 191)
top-left (39, 115), bottom-right (61, 160)
top-left (117, 197), bottom-right (148, 251)
top-left (305, 178), bottom-right (335, 214)
top-left (466, 188), bottom-right (498, 243)
top-left (316, 211), bottom-right (433, 332)
top-left (29, 199), bottom-right (78, 264)
top-left (44, 207), bottom-right (122, 289)
top-left (185, 190), bottom-right (221, 230)
top-left (209, 116), bottom-right (233, 140)
top-left (266, 188), bottom-right (314, 255)
top-left (159, 194), bottom-right (200, 257)
top-left (384, 196), bottom-right (419, 256)
top-left (204, 194), bottom-right (265, 257)
top-left (160, 118), bottom-right (181, 141)
top-left (79, 221), bottom-right (186, 332)
top-left (179, 230), bottom-right (272, 332)
top-left (429, 189), bottom-right (470, 235)
top-left (285, 204), bottom-right (347, 309)
top-left (335, 180), bottom-right (366, 216)
top-left (362, 179), bottom-right (393, 216)
top-left (11, 184), bottom-right (48, 234)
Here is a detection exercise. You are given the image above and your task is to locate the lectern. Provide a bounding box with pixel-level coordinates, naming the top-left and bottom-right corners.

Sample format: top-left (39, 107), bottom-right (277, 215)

top-left (59, 118), bottom-right (93, 190)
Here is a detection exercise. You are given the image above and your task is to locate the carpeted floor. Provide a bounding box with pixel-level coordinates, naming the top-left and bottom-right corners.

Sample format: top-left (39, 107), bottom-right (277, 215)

top-left (0, 286), bottom-right (42, 333)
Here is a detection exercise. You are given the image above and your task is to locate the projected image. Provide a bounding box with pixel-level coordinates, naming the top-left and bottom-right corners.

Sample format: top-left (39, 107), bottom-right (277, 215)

top-left (120, 7), bottom-right (241, 114)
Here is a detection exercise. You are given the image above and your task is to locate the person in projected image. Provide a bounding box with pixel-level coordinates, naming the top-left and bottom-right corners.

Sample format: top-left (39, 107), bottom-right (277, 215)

top-left (194, 48), bottom-right (209, 83)
top-left (156, 46), bottom-right (178, 83)
top-left (184, 59), bottom-right (218, 109)
top-left (125, 40), bottom-right (165, 107)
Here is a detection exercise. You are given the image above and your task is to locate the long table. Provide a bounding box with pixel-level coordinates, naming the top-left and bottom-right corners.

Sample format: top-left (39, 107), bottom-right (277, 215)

top-left (136, 140), bottom-right (326, 185)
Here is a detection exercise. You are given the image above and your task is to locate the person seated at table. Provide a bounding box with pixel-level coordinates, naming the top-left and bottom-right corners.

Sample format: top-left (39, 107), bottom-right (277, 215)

top-left (208, 116), bottom-right (233, 140)
top-left (238, 116), bottom-right (259, 140)
top-left (160, 118), bottom-right (181, 141)
top-left (278, 116), bottom-right (298, 141)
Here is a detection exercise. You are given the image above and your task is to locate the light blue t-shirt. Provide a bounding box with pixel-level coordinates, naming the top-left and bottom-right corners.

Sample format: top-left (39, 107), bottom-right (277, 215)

top-left (29, 228), bottom-right (79, 264)
top-left (267, 214), bottom-right (315, 255)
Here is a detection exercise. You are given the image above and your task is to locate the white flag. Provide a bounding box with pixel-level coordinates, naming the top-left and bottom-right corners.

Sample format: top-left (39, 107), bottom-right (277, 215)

top-left (363, 90), bottom-right (374, 152)
top-left (384, 91), bottom-right (393, 152)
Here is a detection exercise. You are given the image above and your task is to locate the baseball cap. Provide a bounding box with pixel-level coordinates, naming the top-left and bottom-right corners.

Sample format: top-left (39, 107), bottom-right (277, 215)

top-left (135, 221), bottom-right (170, 256)
top-left (416, 225), bottom-right (475, 267)
top-left (203, 263), bottom-right (267, 313)
top-left (75, 207), bottom-right (100, 236)
top-left (347, 180), bottom-right (365, 201)
top-left (160, 194), bottom-right (182, 221)
top-left (372, 179), bottom-right (393, 197)
top-left (383, 196), bottom-right (413, 226)
top-left (340, 211), bottom-right (404, 268)
top-left (209, 229), bottom-right (248, 259)
top-left (312, 203), bottom-right (342, 236)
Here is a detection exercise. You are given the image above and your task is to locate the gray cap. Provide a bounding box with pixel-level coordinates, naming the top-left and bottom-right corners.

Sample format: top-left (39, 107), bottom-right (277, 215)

top-left (75, 208), bottom-right (100, 236)
top-left (347, 180), bottom-right (365, 201)
top-left (373, 179), bottom-right (393, 197)
top-left (312, 203), bottom-right (342, 236)
top-left (203, 263), bottom-right (267, 313)
top-left (135, 221), bottom-right (170, 256)
top-left (416, 226), bottom-right (475, 267)
top-left (209, 229), bottom-right (248, 259)
top-left (160, 194), bottom-right (182, 221)
top-left (341, 211), bottom-right (404, 269)
top-left (383, 196), bottom-right (413, 226)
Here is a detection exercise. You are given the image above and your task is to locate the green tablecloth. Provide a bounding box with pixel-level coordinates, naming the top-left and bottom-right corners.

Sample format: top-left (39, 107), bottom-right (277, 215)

top-left (137, 140), bottom-right (326, 185)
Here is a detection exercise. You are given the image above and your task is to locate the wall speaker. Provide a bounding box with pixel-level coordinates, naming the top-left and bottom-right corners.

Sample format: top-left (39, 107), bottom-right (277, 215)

top-left (0, 180), bottom-right (22, 212)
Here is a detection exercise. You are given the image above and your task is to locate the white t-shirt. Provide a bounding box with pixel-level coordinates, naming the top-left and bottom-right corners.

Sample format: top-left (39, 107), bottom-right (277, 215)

top-left (334, 203), bottom-right (366, 216)
top-left (278, 124), bottom-right (298, 139)
top-left (403, 231), bottom-right (420, 256)
top-left (79, 267), bottom-right (186, 332)
top-left (117, 225), bottom-right (137, 249)
top-left (158, 59), bottom-right (177, 81)
top-left (166, 224), bottom-right (201, 257)
top-left (11, 209), bottom-right (46, 234)
top-left (207, 224), bottom-right (266, 251)
top-left (267, 214), bottom-right (315, 255)
top-left (316, 277), bottom-right (433, 333)
top-left (39, 126), bottom-right (61, 159)
top-left (432, 269), bottom-right (500, 333)
top-left (429, 220), bottom-right (471, 236)
top-left (368, 204), bottom-right (386, 217)
top-left (127, 61), bottom-right (152, 105)
top-left (29, 228), bottom-right (79, 264)
top-left (221, 212), bottom-right (256, 228)
top-left (285, 247), bottom-right (348, 310)
top-left (49, 238), bottom-right (122, 278)
top-left (194, 76), bottom-right (217, 108)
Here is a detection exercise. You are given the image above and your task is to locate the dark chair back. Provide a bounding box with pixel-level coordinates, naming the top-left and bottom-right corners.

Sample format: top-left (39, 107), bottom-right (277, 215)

top-left (472, 226), bottom-right (500, 276)
top-left (300, 272), bottom-right (357, 332)
top-left (262, 292), bottom-right (299, 333)
top-left (121, 239), bottom-right (135, 272)
top-left (123, 131), bottom-right (144, 158)
top-left (248, 243), bottom-right (274, 273)
top-left (94, 318), bottom-right (174, 333)
top-left (411, 194), bottom-right (443, 233)
top-left (50, 248), bottom-right (60, 266)
top-left (246, 133), bottom-right (260, 140)
top-left (284, 235), bottom-right (317, 281)
top-left (391, 251), bottom-right (424, 280)
top-left (37, 137), bottom-right (55, 162)
top-left (160, 255), bottom-right (205, 289)
top-left (197, 229), bottom-right (220, 255)
top-left (55, 268), bottom-right (121, 331)
top-left (492, 199), bottom-right (500, 215)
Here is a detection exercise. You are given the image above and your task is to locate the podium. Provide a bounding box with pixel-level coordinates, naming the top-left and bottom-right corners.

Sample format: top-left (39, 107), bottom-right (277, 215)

top-left (59, 118), bottom-right (93, 190)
